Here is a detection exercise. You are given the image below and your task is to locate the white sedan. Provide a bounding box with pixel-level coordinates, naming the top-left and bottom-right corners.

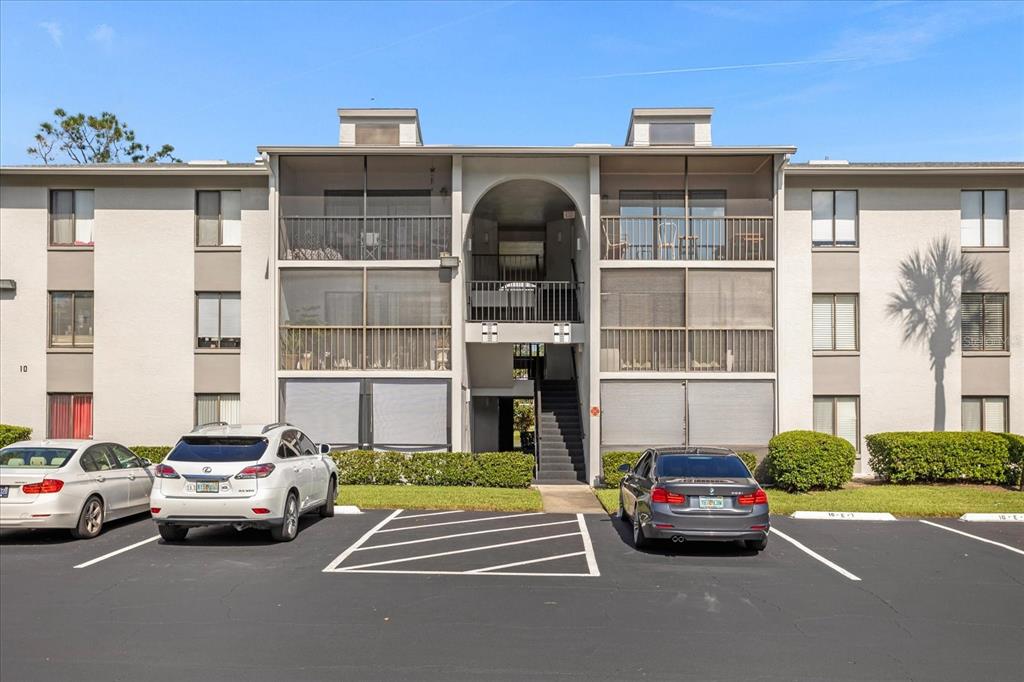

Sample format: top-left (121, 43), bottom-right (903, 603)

top-left (0, 440), bottom-right (154, 538)
top-left (149, 423), bottom-right (338, 542)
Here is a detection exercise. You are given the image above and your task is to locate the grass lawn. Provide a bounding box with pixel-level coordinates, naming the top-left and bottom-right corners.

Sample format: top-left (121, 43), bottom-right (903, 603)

top-left (593, 484), bottom-right (1024, 518)
top-left (338, 485), bottom-right (543, 512)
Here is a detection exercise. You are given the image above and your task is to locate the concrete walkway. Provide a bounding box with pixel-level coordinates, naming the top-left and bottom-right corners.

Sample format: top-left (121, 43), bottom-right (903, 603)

top-left (534, 484), bottom-right (607, 514)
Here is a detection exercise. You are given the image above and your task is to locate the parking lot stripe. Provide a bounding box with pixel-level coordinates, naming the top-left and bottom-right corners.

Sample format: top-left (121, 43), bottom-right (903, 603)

top-left (577, 513), bottom-right (600, 576)
top-left (769, 527), bottom-right (862, 581)
top-left (393, 510), bottom-right (464, 520)
top-left (322, 509), bottom-right (404, 572)
top-left (919, 520), bottom-right (1024, 556)
top-left (73, 535), bottom-right (160, 569)
top-left (336, 531), bottom-right (582, 571)
top-left (357, 519), bottom-right (579, 550)
top-left (467, 551), bottom-right (587, 574)
top-left (329, 569), bottom-right (593, 577)
top-left (376, 512), bottom-right (545, 533)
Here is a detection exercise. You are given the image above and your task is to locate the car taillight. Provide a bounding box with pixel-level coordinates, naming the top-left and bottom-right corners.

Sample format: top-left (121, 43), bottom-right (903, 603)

top-left (235, 463), bottom-right (275, 479)
top-left (738, 489), bottom-right (768, 506)
top-left (251, 508), bottom-right (271, 515)
top-left (651, 487), bottom-right (686, 504)
top-left (22, 479), bottom-right (64, 494)
top-left (153, 463), bottom-right (180, 479)
top-left (150, 507), bottom-right (161, 514)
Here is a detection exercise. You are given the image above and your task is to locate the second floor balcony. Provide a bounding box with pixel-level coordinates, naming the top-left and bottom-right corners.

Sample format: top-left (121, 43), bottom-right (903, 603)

top-left (600, 215), bottom-right (773, 261)
top-left (281, 213), bottom-right (451, 261)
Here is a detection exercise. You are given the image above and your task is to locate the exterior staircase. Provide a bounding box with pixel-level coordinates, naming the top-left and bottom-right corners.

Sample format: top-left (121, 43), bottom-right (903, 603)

top-left (534, 379), bottom-right (586, 483)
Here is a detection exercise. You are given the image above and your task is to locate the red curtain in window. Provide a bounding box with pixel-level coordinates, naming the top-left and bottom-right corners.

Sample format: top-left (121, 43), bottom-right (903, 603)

top-left (48, 395), bottom-right (73, 438)
top-left (72, 394), bottom-right (93, 438)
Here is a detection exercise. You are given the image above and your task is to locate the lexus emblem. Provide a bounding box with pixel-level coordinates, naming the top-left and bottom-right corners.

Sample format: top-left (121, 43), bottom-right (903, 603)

top-left (202, 466), bottom-right (212, 473)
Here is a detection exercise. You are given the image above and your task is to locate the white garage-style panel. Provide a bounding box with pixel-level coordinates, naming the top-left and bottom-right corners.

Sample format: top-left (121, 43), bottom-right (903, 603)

top-left (687, 381), bottom-right (774, 447)
top-left (283, 379), bottom-right (360, 446)
top-left (601, 381), bottom-right (686, 449)
top-left (371, 379), bottom-right (449, 451)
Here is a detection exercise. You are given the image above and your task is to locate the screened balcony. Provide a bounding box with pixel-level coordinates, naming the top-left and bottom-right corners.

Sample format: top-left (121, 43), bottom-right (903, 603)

top-left (599, 155), bottom-right (774, 261)
top-left (279, 269), bottom-right (451, 371)
top-left (279, 155), bottom-right (452, 261)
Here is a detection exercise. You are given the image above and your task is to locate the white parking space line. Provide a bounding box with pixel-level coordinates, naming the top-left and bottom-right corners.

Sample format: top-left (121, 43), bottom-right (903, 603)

top-left (357, 519), bottom-right (578, 550)
top-left (577, 513), bottom-right (600, 576)
top-left (336, 532), bottom-right (582, 571)
top-left (377, 512), bottom-right (545, 533)
top-left (322, 509), bottom-right (404, 572)
top-left (329, 568), bottom-right (593, 577)
top-left (468, 551), bottom-right (587, 574)
top-left (770, 527), bottom-right (862, 581)
top-left (919, 520), bottom-right (1024, 556)
top-left (74, 535), bottom-right (160, 569)
top-left (392, 510), bottom-right (464, 520)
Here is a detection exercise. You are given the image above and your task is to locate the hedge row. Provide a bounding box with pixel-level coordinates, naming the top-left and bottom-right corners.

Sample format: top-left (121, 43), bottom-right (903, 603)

top-left (866, 432), bottom-right (1018, 485)
top-left (765, 431), bottom-right (856, 492)
top-left (999, 433), bottom-right (1024, 488)
top-left (331, 450), bottom-right (535, 488)
top-left (131, 446), bottom-right (172, 463)
top-left (601, 451), bottom-right (639, 488)
top-left (0, 424), bottom-right (32, 448)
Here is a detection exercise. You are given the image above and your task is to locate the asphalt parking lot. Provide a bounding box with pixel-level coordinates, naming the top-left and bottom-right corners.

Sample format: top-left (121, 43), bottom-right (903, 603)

top-left (1, 510), bottom-right (1022, 681)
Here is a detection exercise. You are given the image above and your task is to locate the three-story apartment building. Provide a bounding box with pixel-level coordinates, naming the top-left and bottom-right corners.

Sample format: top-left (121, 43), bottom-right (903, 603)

top-left (2, 107), bottom-right (1021, 484)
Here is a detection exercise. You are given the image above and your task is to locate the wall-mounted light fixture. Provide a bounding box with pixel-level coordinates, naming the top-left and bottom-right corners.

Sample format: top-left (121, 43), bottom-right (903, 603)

top-left (439, 252), bottom-right (460, 269)
top-left (0, 279), bottom-right (15, 292)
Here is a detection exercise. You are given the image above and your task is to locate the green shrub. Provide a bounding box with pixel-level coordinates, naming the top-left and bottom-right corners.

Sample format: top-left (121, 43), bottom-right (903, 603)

top-left (404, 451), bottom-right (480, 486)
top-left (995, 433), bottom-right (1024, 488)
top-left (332, 450), bottom-right (404, 485)
top-left (866, 432), bottom-right (1009, 485)
top-left (331, 450), bottom-right (534, 488)
top-left (131, 446), bottom-right (172, 463)
top-left (473, 452), bottom-right (535, 488)
top-left (737, 451), bottom-right (758, 476)
top-left (0, 424), bottom-right (32, 448)
top-left (765, 431), bottom-right (856, 492)
top-left (601, 451), bottom-right (640, 488)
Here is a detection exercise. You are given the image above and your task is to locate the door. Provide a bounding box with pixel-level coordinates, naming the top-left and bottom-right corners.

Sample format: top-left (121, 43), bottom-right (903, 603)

top-left (276, 433), bottom-right (310, 508)
top-left (622, 451), bottom-right (651, 515)
top-left (294, 431), bottom-right (324, 509)
top-left (80, 445), bottom-right (132, 518)
top-left (110, 444), bottom-right (154, 512)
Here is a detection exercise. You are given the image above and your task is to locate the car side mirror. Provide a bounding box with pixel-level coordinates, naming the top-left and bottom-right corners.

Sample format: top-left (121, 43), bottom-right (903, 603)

top-left (617, 463), bottom-right (631, 473)
top-left (319, 443), bottom-right (331, 456)
top-left (141, 459), bottom-right (152, 468)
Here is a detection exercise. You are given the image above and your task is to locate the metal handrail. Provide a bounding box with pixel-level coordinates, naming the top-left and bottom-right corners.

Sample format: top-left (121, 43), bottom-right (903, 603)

top-left (467, 280), bottom-right (582, 322)
top-left (600, 215), bottom-right (773, 261)
top-left (280, 214), bottom-right (452, 260)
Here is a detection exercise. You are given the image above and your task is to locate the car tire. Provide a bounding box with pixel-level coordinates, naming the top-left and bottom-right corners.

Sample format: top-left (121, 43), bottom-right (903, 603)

top-left (71, 496), bottom-right (104, 539)
top-left (271, 492), bottom-right (299, 542)
top-left (746, 537), bottom-right (768, 552)
top-left (632, 513), bottom-right (650, 550)
top-left (618, 490), bottom-right (629, 522)
top-left (319, 477), bottom-right (336, 518)
top-left (158, 524), bottom-right (189, 542)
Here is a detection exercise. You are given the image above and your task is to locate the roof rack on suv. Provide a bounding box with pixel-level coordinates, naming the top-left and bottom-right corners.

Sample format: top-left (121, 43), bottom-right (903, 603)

top-left (191, 421), bottom-right (229, 432)
top-left (261, 422), bottom-right (295, 434)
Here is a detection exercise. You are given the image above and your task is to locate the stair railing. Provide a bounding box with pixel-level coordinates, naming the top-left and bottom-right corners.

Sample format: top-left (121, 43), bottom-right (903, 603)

top-left (533, 378), bottom-right (542, 479)
top-left (569, 348), bottom-right (586, 482)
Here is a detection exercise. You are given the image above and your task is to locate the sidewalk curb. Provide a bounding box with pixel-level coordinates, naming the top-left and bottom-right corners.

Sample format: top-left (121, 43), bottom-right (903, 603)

top-left (791, 511), bottom-right (896, 521)
top-left (959, 512), bottom-right (1024, 522)
top-left (334, 505), bottom-right (363, 515)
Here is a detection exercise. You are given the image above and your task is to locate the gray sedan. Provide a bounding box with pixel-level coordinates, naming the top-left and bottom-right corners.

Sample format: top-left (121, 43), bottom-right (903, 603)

top-left (618, 447), bottom-right (769, 551)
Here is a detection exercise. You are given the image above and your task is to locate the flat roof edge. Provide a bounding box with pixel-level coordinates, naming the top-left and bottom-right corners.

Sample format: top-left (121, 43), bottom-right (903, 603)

top-left (785, 164), bottom-right (1024, 175)
top-left (256, 144), bottom-right (796, 155)
top-left (0, 164), bottom-right (269, 176)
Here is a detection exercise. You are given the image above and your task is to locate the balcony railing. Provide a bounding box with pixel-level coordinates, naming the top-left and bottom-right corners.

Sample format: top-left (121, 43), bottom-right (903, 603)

top-left (280, 216), bottom-right (451, 261)
top-left (468, 281), bottom-right (581, 322)
top-left (600, 328), bottom-right (774, 372)
top-left (280, 326), bottom-right (451, 370)
top-left (601, 216), bottom-right (773, 261)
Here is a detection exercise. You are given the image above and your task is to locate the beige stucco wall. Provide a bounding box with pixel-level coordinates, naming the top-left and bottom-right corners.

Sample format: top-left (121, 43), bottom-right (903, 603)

top-left (1008, 189), bottom-right (1024, 432)
top-left (47, 250), bottom-right (95, 290)
top-left (195, 353), bottom-right (241, 393)
top-left (812, 250), bottom-right (859, 292)
top-left (239, 187), bottom-right (274, 425)
top-left (46, 352), bottom-right (93, 393)
top-left (195, 251), bottom-right (241, 291)
top-left (961, 356), bottom-right (1010, 396)
top-left (777, 185), bottom-right (814, 433)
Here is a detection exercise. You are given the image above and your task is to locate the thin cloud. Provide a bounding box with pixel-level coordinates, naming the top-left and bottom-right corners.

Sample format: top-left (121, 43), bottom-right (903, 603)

top-left (39, 21), bottom-right (62, 47)
top-left (90, 24), bottom-right (115, 50)
top-left (580, 57), bottom-right (858, 80)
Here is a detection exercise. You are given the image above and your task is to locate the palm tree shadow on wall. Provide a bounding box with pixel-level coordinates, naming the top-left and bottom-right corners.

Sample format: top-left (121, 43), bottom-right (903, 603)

top-left (886, 236), bottom-right (986, 431)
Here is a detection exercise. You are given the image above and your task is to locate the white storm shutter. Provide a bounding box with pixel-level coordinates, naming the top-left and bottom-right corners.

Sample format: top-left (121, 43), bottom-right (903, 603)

top-left (834, 295), bottom-right (858, 351)
top-left (835, 397), bottom-right (858, 449)
top-left (219, 394), bottom-right (241, 424)
top-left (74, 190), bottom-right (95, 244)
top-left (982, 190), bottom-right (1005, 248)
top-left (960, 191), bottom-right (982, 247)
top-left (983, 398), bottom-right (1006, 433)
top-left (812, 295), bottom-right (834, 350)
top-left (600, 381), bottom-right (685, 447)
top-left (834, 191), bottom-right (857, 245)
top-left (197, 294), bottom-right (220, 341)
top-left (284, 379), bottom-right (361, 446)
top-left (196, 395), bottom-right (218, 425)
top-left (371, 380), bottom-right (448, 449)
top-left (811, 191), bottom-right (833, 244)
top-left (220, 294), bottom-right (241, 341)
top-left (961, 399), bottom-right (982, 431)
top-left (221, 191), bottom-right (242, 246)
top-left (687, 381), bottom-right (774, 447)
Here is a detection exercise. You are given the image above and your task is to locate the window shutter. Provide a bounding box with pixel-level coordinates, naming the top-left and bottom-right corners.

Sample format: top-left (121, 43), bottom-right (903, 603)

top-left (688, 270), bottom-right (772, 329)
top-left (600, 381), bottom-right (686, 448)
top-left (813, 397), bottom-right (834, 434)
top-left (196, 395), bottom-right (218, 425)
top-left (834, 191), bottom-right (857, 245)
top-left (961, 399), bottom-right (982, 431)
top-left (982, 294), bottom-right (1006, 351)
top-left (283, 379), bottom-right (361, 446)
top-left (371, 380), bottom-right (448, 449)
top-left (812, 295), bottom-right (835, 350)
top-left (73, 190), bottom-right (95, 244)
top-left (687, 381), bottom-right (774, 448)
top-left (982, 398), bottom-right (1006, 432)
top-left (834, 295), bottom-right (858, 351)
top-left (835, 397), bottom-right (858, 449)
top-left (220, 294), bottom-right (241, 340)
top-left (982, 190), bottom-right (1005, 248)
top-left (961, 294), bottom-right (983, 351)
top-left (197, 294), bottom-right (220, 339)
top-left (960, 191), bottom-right (982, 247)
top-left (219, 394), bottom-right (241, 424)
top-left (220, 191), bottom-right (242, 246)
top-left (811, 191), bottom-right (834, 245)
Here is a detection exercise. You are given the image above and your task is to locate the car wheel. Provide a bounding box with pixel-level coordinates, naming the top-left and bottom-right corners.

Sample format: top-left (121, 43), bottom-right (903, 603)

top-left (271, 492), bottom-right (299, 542)
top-left (158, 524), bottom-right (189, 542)
top-left (71, 496), bottom-right (104, 539)
top-left (618, 490), bottom-right (629, 522)
top-left (632, 513), bottom-right (650, 550)
top-left (746, 537), bottom-right (768, 552)
top-left (319, 477), bottom-right (336, 518)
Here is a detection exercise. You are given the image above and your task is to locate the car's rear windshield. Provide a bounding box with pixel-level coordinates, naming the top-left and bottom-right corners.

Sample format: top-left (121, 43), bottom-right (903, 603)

top-left (656, 454), bottom-right (751, 479)
top-left (0, 447), bottom-right (75, 468)
top-left (167, 437), bottom-right (268, 462)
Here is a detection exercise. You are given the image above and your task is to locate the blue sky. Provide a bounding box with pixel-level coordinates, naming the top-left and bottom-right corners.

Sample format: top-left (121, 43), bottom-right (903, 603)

top-left (1, 0), bottom-right (1022, 164)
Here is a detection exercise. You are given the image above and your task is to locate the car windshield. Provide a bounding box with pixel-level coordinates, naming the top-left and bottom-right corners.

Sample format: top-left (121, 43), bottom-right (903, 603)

top-left (167, 437), bottom-right (268, 462)
top-left (656, 454), bottom-right (751, 479)
top-left (0, 447), bottom-right (75, 468)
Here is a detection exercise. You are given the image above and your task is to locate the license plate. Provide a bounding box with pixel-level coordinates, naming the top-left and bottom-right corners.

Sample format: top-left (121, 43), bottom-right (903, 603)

top-left (0, 486), bottom-right (8, 498)
top-left (195, 481), bottom-right (220, 493)
top-left (699, 496), bottom-right (724, 509)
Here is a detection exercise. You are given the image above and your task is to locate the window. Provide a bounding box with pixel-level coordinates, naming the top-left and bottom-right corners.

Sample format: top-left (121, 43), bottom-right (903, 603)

top-left (813, 396), bottom-right (859, 450)
top-left (48, 393), bottom-right (93, 439)
top-left (962, 293), bottom-right (1008, 351)
top-left (197, 293), bottom-right (241, 348)
top-left (355, 124), bottom-right (400, 145)
top-left (80, 445), bottom-right (117, 472)
top-left (49, 190), bottom-right (94, 246)
top-left (649, 122), bottom-right (695, 146)
top-left (49, 291), bottom-right (94, 347)
top-left (961, 190), bottom-right (1006, 248)
top-left (962, 397), bottom-right (1007, 432)
top-left (110, 444), bottom-right (144, 469)
top-left (812, 294), bottom-right (858, 351)
top-left (195, 393), bottom-right (240, 425)
top-left (812, 190), bottom-right (857, 247)
top-left (196, 190), bottom-right (241, 247)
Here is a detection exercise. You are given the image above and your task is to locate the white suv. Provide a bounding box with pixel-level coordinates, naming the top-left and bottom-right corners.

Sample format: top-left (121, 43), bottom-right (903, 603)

top-left (149, 423), bottom-right (338, 542)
